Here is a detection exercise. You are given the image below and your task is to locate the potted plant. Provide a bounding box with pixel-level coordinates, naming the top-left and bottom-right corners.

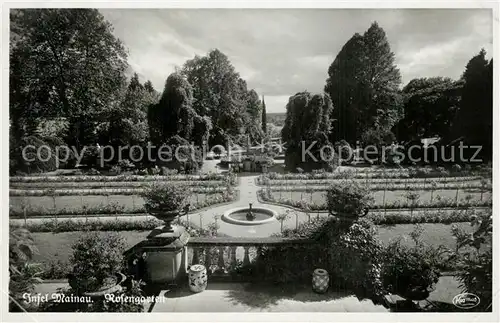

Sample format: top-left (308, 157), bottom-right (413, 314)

top-left (142, 182), bottom-right (190, 232)
top-left (326, 180), bottom-right (373, 220)
top-left (68, 232), bottom-right (127, 295)
top-left (381, 226), bottom-right (443, 308)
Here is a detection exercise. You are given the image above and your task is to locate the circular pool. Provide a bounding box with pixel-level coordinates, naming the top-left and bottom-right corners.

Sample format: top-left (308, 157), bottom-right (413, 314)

top-left (222, 206), bottom-right (277, 226)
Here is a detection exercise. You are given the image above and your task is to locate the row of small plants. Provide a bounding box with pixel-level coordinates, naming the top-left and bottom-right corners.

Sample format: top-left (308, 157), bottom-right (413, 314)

top-left (367, 209), bottom-right (484, 225)
top-left (10, 191), bottom-right (237, 218)
top-left (10, 179), bottom-right (228, 189)
top-left (265, 181), bottom-right (490, 192)
top-left (263, 165), bottom-right (491, 181)
top-left (259, 188), bottom-right (492, 211)
top-left (258, 175), bottom-right (486, 186)
top-left (10, 185), bottom-right (229, 196)
top-left (10, 172), bottom-right (235, 183)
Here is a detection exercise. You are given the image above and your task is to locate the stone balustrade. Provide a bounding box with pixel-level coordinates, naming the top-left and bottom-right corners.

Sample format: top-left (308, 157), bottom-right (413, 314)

top-left (186, 236), bottom-right (315, 280)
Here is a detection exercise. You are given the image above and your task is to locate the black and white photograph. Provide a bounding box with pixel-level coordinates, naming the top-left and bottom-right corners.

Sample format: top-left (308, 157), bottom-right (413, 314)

top-left (3, 1), bottom-right (498, 320)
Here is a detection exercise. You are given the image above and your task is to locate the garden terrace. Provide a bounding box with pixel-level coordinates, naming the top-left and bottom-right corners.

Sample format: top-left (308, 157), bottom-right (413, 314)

top-left (126, 236), bottom-right (315, 281)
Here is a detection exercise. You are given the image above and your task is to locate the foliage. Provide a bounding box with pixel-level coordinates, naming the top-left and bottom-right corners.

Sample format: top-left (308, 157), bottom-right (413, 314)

top-left (69, 232), bottom-right (126, 293)
top-left (141, 182), bottom-right (189, 212)
top-left (148, 73), bottom-right (210, 147)
top-left (381, 225), bottom-right (443, 300)
top-left (41, 233), bottom-right (144, 312)
top-left (9, 228), bottom-right (42, 311)
top-left (449, 50), bottom-right (493, 161)
top-left (261, 95), bottom-right (267, 134)
top-left (325, 22), bottom-right (402, 144)
top-left (12, 136), bottom-right (58, 174)
top-left (10, 9), bottom-right (128, 149)
top-left (103, 73), bottom-right (158, 149)
top-left (281, 91), bottom-right (334, 170)
top-left (393, 77), bottom-right (462, 142)
top-left (450, 212), bottom-right (492, 311)
top-left (326, 180), bottom-right (373, 217)
top-left (182, 49), bottom-right (258, 146)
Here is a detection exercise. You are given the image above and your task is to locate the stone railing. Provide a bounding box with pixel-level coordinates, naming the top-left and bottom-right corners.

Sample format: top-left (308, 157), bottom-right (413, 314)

top-left (124, 236), bottom-right (316, 283)
top-left (187, 237), bottom-right (315, 280)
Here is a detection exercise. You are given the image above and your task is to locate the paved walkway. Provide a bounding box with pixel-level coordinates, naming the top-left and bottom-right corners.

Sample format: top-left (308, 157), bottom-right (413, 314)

top-left (152, 282), bottom-right (388, 312)
top-left (33, 275), bottom-right (461, 313)
top-left (185, 174), bottom-right (323, 237)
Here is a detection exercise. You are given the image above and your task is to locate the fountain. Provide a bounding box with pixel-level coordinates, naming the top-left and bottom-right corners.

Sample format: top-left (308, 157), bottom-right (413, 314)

top-left (222, 203), bottom-right (277, 225)
top-left (246, 203), bottom-right (256, 221)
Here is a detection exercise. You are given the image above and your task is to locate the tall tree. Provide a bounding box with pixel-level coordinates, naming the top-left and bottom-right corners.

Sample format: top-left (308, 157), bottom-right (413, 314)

top-left (144, 80), bottom-right (156, 93)
top-left (147, 73), bottom-right (210, 147)
top-left (103, 73), bottom-right (159, 148)
top-left (262, 95), bottom-right (267, 135)
top-left (392, 77), bottom-right (463, 142)
top-left (181, 49), bottom-right (253, 146)
top-left (282, 92), bottom-right (334, 171)
top-left (245, 90), bottom-right (264, 143)
top-left (9, 9), bottom-right (128, 149)
top-left (449, 49), bottom-right (493, 160)
top-left (325, 22), bottom-right (402, 144)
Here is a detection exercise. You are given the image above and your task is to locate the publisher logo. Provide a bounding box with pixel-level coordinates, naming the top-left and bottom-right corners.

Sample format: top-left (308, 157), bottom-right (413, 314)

top-left (453, 293), bottom-right (480, 309)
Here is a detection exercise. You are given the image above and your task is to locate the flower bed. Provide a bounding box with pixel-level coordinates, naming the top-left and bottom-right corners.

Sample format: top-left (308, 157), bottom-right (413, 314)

top-left (258, 176), bottom-right (485, 186)
top-left (10, 191), bottom-right (237, 218)
top-left (266, 181), bottom-right (488, 192)
top-left (10, 186), bottom-right (229, 196)
top-left (10, 180), bottom-right (228, 189)
top-left (10, 173), bottom-right (234, 183)
top-left (261, 167), bottom-right (491, 181)
top-left (259, 189), bottom-right (493, 211)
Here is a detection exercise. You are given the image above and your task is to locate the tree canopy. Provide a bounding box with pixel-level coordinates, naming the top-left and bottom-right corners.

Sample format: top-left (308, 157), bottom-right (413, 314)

top-left (10, 9), bottom-right (128, 149)
top-left (449, 49), bottom-right (493, 159)
top-left (325, 22), bottom-right (402, 144)
top-left (392, 77), bottom-right (463, 142)
top-left (282, 92), bottom-right (334, 170)
top-left (181, 49), bottom-right (263, 146)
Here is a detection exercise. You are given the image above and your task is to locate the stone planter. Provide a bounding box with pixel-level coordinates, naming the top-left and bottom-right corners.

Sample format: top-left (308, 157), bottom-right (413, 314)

top-left (69, 272), bottom-right (127, 298)
top-left (312, 268), bottom-right (329, 294)
top-left (188, 264), bottom-right (207, 293)
top-left (148, 209), bottom-right (181, 232)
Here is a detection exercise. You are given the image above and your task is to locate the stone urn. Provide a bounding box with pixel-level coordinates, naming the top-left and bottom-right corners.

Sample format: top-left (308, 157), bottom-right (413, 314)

top-left (312, 268), bottom-right (329, 294)
top-left (68, 272), bottom-right (127, 298)
top-left (188, 264), bottom-right (208, 293)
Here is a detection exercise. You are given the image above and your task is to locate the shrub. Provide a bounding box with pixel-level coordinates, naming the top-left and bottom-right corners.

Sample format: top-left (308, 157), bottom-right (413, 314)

top-left (109, 165), bottom-right (122, 176)
top-left (450, 212), bottom-right (492, 311)
top-left (326, 180), bottom-right (373, 217)
top-left (9, 228), bottom-right (42, 311)
top-left (117, 159), bottom-right (135, 170)
top-left (318, 218), bottom-right (384, 298)
top-left (18, 136), bottom-right (58, 173)
top-left (80, 146), bottom-right (101, 168)
top-left (249, 217), bottom-right (384, 300)
top-left (142, 182), bottom-right (189, 213)
top-left (381, 225), bottom-right (443, 301)
top-left (69, 232), bottom-right (126, 293)
top-left (40, 232), bottom-right (144, 312)
top-left (334, 140), bottom-right (353, 164)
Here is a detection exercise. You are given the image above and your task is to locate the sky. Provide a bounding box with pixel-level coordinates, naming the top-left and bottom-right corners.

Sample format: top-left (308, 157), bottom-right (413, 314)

top-left (100, 9), bottom-right (493, 113)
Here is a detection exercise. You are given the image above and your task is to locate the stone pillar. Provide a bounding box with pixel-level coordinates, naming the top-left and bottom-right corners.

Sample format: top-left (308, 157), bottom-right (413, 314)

top-left (144, 225), bottom-right (190, 284)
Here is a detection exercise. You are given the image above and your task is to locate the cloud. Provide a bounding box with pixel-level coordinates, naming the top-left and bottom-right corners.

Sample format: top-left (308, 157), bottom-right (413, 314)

top-left (99, 8), bottom-right (493, 113)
